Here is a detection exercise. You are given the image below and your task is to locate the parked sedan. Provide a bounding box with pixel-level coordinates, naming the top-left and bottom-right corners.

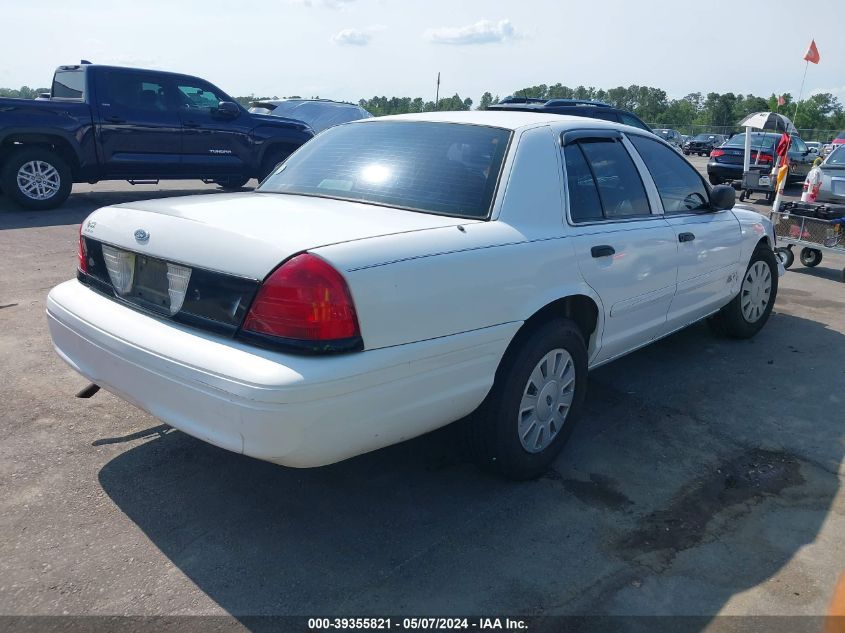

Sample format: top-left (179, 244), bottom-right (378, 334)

top-left (815, 145), bottom-right (845, 204)
top-left (707, 132), bottom-right (815, 185)
top-left (248, 98), bottom-right (371, 133)
top-left (683, 133), bottom-right (726, 156)
top-left (47, 112), bottom-right (781, 480)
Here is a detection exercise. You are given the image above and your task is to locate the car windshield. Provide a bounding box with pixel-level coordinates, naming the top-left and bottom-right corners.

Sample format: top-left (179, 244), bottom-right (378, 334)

top-left (723, 133), bottom-right (778, 150)
top-left (258, 121), bottom-right (511, 219)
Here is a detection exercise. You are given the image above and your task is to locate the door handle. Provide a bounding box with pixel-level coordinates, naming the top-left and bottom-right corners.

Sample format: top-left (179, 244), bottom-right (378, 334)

top-left (678, 232), bottom-right (696, 243)
top-left (591, 245), bottom-right (616, 258)
top-left (183, 121), bottom-right (201, 128)
top-left (104, 116), bottom-right (125, 123)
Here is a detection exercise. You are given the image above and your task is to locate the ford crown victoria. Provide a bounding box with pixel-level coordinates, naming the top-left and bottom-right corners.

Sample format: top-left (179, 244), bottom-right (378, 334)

top-left (47, 111), bottom-right (783, 479)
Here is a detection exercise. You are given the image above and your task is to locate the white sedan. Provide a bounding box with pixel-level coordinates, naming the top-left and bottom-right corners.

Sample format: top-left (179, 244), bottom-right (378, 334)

top-left (47, 111), bottom-right (783, 479)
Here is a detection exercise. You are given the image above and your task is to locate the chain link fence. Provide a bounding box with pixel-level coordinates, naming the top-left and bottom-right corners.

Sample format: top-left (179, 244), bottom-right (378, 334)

top-left (646, 123), bottom-right (840, 142)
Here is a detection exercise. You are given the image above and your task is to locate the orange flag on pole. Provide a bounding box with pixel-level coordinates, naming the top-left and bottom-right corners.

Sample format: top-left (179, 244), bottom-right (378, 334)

top-left (804, 39), bottom-right (820, 64)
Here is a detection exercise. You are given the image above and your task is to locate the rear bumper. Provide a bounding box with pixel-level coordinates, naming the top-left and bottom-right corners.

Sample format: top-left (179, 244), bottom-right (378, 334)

top-left (47, 280), bottom-right (517, 467)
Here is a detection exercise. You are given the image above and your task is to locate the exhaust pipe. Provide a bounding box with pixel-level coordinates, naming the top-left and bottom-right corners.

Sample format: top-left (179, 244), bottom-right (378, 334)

top-left (75, 383), bottom-right (100, 399)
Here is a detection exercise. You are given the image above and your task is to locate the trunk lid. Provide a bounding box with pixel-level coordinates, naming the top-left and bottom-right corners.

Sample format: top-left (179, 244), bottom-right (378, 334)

top-left (83, 192), bottom-right (480, 279)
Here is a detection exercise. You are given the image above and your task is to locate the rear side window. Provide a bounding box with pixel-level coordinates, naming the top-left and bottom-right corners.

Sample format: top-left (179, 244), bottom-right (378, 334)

top-left (630, 135), bottom-right (710, 213)
top-left (565, 139), bottom-right (650, 221)
top-left (98, 71), bottom-right (171, 112)
top-left (258, 121), bottom-right (511, 219)
top-left (52, 70), bottom-right (85, 100)
top-left (564, 144), bottom-right (603, 222)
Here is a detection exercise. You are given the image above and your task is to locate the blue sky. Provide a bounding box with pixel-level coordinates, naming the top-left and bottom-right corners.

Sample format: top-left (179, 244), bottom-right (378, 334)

top-left (2, 0), bottom-right (843, 105)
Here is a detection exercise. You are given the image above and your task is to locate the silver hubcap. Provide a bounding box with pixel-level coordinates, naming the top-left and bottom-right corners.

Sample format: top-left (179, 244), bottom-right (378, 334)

top-left (518, 348), bottom-right (575, 453)
top-left (741, 261), bottom-right (772, 323)
top-left (17, 160), bottom-right (61, 200)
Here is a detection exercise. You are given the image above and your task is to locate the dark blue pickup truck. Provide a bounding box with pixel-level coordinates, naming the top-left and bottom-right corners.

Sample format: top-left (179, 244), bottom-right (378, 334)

top-left (0, 63), bottom-right (314, 209)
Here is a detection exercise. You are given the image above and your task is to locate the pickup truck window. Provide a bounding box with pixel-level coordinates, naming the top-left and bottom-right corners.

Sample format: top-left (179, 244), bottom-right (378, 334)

top-left (52, 70), bottom-right (85, 100)
top-left (97, 70), bottom-right (171, 112)
top-left (177, 83), bottom-right (222, 112)
top-left (258, 121), bottom-right (511, 219)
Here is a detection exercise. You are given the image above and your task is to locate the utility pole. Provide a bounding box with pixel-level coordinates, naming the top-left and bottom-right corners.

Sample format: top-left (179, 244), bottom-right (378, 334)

top-left (435, 72), bottom-right (440, 110)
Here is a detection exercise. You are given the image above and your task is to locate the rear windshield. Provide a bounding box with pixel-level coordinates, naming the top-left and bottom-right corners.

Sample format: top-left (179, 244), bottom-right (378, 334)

top-left (836, 131), bottom-right (845, 140)
top-left (52, 69), bottom-right (85, 100)
top-left (724, 133), bottom-right (778, 150)
top-left (258, 121), bottom-right (511, 219)
top-left (692, 134), bottom-right (717, 141)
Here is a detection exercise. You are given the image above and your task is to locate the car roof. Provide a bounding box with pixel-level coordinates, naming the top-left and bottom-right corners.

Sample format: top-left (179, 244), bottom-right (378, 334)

top-left (353, 110), bottom-right (623, 131)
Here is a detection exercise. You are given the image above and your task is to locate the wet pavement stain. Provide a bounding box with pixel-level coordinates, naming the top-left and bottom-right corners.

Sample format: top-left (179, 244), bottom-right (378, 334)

top-left (618, 449), bottom-right (804, 556)
top-left (557, 473), bottom-right (634, 511)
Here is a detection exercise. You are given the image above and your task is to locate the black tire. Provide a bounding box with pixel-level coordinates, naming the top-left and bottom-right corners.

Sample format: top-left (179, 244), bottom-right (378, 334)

top-left (683, 151), bottom-right (690, 156)
top-left (765, 190), bottom-right (776, 204)
top-left (708, 174), bottom-right (722, 186)
top-left (738, 190), bottom-right (747, 202)
top-left (466, 319), bottom-right (588, 480)
top-left (708, 244), bottom-right (778, 339)
top-left (1, 147), bottom-right (72, 210)
top-left (799, 247), bottom-right (822, 267)
top-left (212, 176), bottom-right (250, 190)
top-left (775, 247), bottom-right (794, 269)
top-left (259, 149), bottom-right (292, 182)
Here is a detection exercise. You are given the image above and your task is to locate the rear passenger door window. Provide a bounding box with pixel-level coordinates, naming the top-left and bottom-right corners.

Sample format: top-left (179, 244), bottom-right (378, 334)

top-left (629, 134), bottom-right (710, 213)
top-left (564, 138), bottom-right (651, 222)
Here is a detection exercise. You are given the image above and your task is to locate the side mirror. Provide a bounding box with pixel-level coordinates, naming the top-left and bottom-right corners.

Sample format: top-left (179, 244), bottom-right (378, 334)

top-left (711, 184), bottom-right (736, 210)
top-left (216, 101), bottom-right (240, 118)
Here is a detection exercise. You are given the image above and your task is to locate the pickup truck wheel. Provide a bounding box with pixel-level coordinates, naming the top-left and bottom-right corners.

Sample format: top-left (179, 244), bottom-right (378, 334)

top-left (467, 319), bottom-right (587, 480)
top-left (2, 148), bottom-right (72, 210)
top-left (259, 149), bottom-right (291, 182)
top-left (213, 176), bottom-right (250, 190)
top-left (708, 245), bottom-right (778, 339)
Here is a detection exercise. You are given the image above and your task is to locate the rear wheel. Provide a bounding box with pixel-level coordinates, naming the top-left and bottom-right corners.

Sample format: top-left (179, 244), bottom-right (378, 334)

top-left (800, 247), bottom-right (823, 267)
top-left (466, 319), bottom-right (588, 480)
top-left (1, 147), bottom-right (72, 210)
top-left (708, 174), bottom-right (722, 186)
top-left (708, 244), bottom-right (778, 339)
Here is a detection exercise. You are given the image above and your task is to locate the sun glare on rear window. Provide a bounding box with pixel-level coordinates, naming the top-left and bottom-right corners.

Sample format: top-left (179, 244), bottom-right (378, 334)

top-left (257, 121), bottom-right (511, 219)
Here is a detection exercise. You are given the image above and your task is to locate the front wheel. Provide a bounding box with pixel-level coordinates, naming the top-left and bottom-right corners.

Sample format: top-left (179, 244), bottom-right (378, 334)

top-left (212, 176), bottom-right (250, 190)
top-left (708, 244), bottom-right (778, 339)
top-left (1, 147), bottom-right (72, 210)
top-left (466, 319), bottom-right (588, 480)
top-left (800, 247), bottom-right (823, 267)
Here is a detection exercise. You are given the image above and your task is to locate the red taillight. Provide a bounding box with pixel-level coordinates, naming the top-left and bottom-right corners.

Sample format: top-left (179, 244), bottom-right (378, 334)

top-left (710, 149), bottom-right (725, 158)
top-left (754, 152), bottom-right (773, 164)
top-left (243, 253), bottom-right (361, 344)
top-left (77, 225), bottom-right (88, 273)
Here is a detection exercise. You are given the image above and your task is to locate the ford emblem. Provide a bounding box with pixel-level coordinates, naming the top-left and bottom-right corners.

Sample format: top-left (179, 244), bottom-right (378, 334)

top-left (134, 229), bottom-right (150, 242)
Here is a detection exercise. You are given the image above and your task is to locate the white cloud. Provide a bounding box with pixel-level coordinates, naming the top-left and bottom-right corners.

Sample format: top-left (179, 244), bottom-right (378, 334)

top-left (424, 19), bottom-right (520, 45)
top-left (292, 0), bottom-right (355, 8)
top-left (331, 24), bottom-right (385, 46)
